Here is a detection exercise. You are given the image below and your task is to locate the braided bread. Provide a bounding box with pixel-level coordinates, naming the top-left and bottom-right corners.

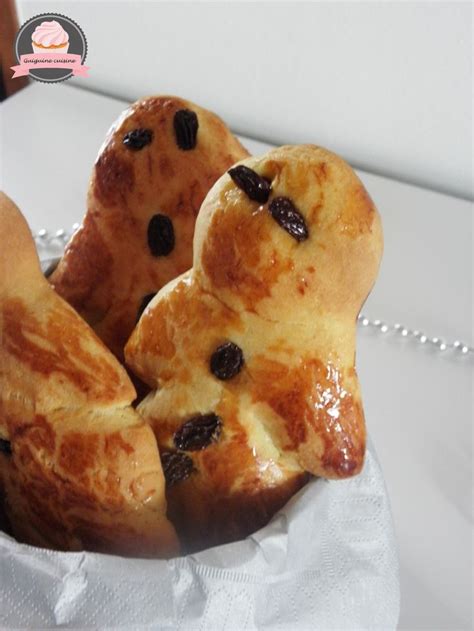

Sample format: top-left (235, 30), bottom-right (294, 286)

top-left (0, 192), bottom-right (178, 557)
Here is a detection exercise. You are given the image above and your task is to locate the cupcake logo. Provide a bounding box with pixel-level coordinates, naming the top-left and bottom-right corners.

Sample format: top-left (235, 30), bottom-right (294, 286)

top-left (11, 13), bottom-right (89, 83)
top-left (31, 20), bottom-right (70, 55)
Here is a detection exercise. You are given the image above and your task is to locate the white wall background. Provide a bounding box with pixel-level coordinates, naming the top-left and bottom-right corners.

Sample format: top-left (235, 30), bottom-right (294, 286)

top-left (17, 1), bottom-right (472, 198)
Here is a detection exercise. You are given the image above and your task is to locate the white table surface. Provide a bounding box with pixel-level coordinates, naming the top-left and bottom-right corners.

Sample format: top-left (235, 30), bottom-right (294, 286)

top-left (1, 84), bottom-right (472, 630)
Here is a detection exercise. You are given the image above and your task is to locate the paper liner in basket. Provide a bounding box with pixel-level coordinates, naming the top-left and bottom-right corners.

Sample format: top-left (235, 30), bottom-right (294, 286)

top-left (0, 442), bottom-right (399, 630)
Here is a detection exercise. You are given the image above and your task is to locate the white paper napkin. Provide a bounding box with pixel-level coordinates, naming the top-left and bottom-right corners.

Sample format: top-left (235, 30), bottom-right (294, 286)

top-left (0, 442), bottom-right (399, 630)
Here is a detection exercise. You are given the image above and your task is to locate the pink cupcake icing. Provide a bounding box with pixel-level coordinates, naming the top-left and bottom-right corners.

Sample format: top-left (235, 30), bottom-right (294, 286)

top-left (32, 20), bottom-right (69, 54)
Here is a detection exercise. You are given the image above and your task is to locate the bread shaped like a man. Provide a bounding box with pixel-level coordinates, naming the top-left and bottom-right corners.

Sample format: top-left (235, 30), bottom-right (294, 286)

top-left (0, 192), bottom-right (178, 557)
top-left (50, 96), bottom-right (249, 360)
top-left (126, 145), bottom-right (383, 551)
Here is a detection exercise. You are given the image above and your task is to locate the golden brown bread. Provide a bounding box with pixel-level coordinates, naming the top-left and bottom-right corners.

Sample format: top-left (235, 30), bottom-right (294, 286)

top-left (50, 96), bottom-right (249, 360)
top-left (125, 145), bottom-right (383, 551)
top-left (0, 192), bottom-right (179, 557)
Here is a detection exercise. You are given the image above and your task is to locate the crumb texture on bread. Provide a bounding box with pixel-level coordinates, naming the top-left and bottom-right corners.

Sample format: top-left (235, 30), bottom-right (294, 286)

top-left (125, 145), bottom-right (383, 551)
top-left (49, 96), bottom-right (249, 360)
top-left (0, 192), bottom-right (179, 557)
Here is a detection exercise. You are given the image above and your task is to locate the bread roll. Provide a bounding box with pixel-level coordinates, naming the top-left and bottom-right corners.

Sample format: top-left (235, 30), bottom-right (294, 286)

top-left (0, 192), bottom-right (178, 557)
top-left (50, 96), bottom-right (249, 360)
top-left (126, 145), bottom-right (383, 551)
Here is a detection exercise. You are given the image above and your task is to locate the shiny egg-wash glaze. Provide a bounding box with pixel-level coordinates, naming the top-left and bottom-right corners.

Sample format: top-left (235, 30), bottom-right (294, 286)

top-left (126, 145), bottom-right (383, 551)
top-left (50, 96), bottom-right (249, 361)
top-left (0, 193), bottom-right (178, 557)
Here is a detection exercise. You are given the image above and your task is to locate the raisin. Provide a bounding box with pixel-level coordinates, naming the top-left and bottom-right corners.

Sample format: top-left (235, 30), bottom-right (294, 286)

top-left (42, 257), bottom-right (59, 278)
top-left (147, 214), bottom-right (175, 256)
top-left (268, 197), bottom-right (309, 242)
top-left (161, 451), bottom-right (194, 487)
top-left (228, 165), bottom-right (271, 203)
top-left (174, 413), bottom-right (222, 451)
top-left (210, 342), bottom-right (244, 380)
top-left (122, 128), bottom-right (153, 151)
top-left (136, 292), bottom-right (157, 322)
top-left (173, 109), bottom-right (198, 150)
top-left (0, 439), bottom-right (11, 456)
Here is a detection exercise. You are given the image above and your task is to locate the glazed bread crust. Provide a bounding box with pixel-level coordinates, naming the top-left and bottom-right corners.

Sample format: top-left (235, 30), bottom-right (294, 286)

top-left (0, 192), bottom-right (178, 557)
top-left (125, 145), bottom-right (383, 551)
top-left (50, 96), bottom-right (249, 359)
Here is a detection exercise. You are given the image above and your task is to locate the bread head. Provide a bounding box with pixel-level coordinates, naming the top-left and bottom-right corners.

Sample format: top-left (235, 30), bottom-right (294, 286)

top-left (49, 96), bottom-right (249, 360)
top-left (0, 192), bottom-right (178, 556)
top-left (125, 145), bottom-right (383, 550)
